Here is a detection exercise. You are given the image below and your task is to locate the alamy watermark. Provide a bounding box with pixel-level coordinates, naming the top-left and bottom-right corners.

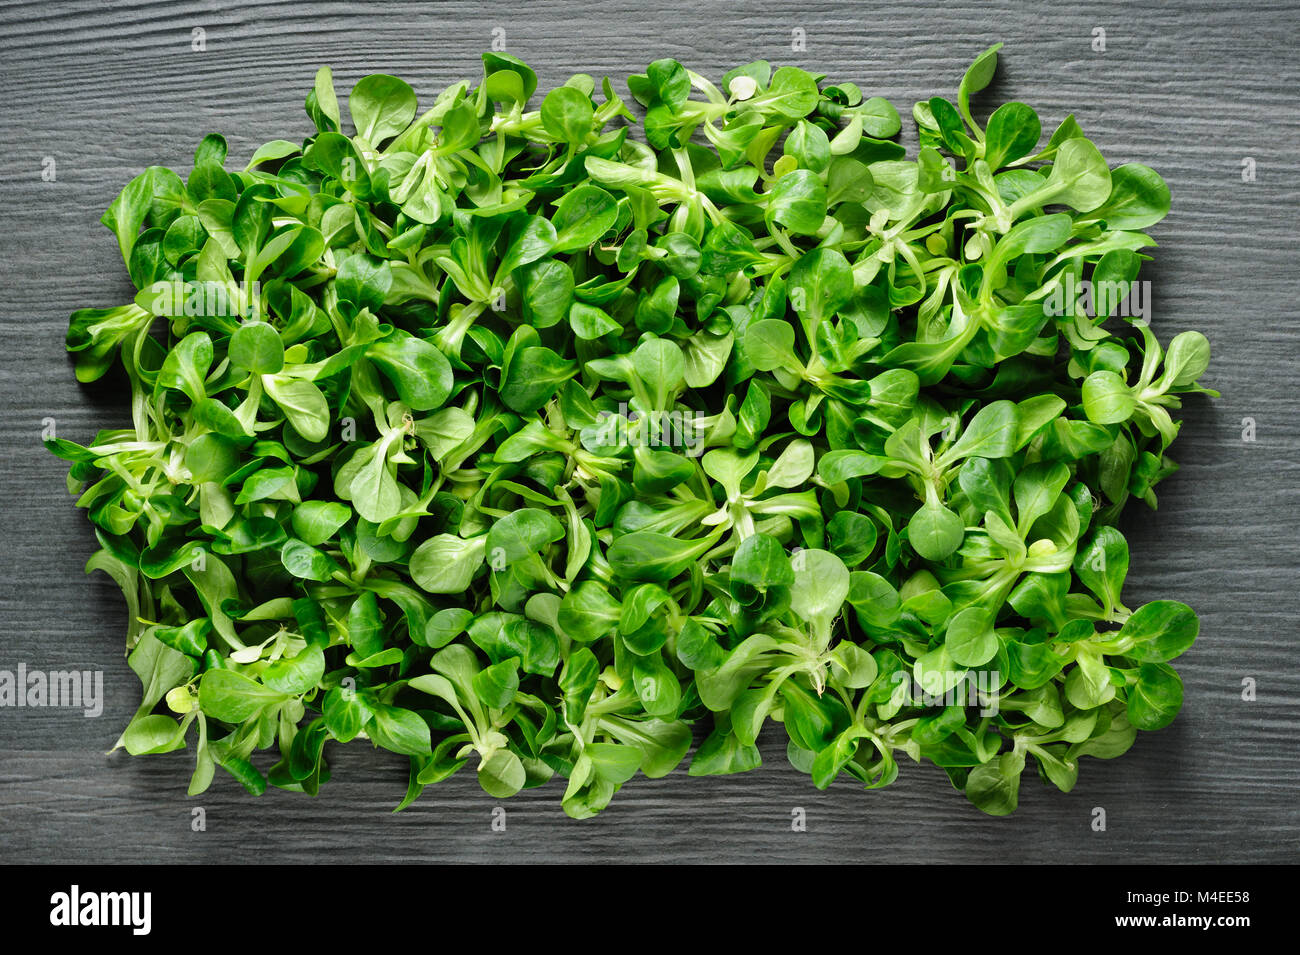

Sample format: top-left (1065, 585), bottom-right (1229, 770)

top-left (139, 280), bottom-right (260, 319)
top-left (891, 668), bottom-right (1001, 717)
top-left (1042, 273), bottom-right (1150, 325)
top-left (49, 885), bottom-right (151, 935)
top-left (590, 402), bottom-right (708, 457)
top-left (0, 664), bottom-right (103, 717)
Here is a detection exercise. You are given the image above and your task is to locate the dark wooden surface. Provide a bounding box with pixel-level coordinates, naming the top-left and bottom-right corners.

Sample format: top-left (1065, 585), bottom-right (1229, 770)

top-left (1, 0), bottom-right (1297, 864)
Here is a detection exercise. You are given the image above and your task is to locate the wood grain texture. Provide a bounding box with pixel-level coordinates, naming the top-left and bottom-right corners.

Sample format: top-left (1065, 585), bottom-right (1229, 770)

top-left (1, 0), bottom-right (1297, 864)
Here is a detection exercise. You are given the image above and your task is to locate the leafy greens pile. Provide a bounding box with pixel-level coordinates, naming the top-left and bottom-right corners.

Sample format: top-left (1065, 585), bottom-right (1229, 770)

top-left (50, 45), bottom-right (1216, 816)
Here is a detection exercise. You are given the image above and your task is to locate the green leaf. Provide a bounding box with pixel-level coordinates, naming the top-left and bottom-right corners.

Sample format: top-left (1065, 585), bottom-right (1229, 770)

top-left (790, 549), bottom-right (849, 629)
top-left (607, 532), bottom-right (710, 583)
top-left (500, 345), bottom-right (575, 414)
top-left (280, 539), bottom-right (340, 581)
top-left (1161, 331), bottom-right (1212, 389)
top-left (765, 169), bottom-right (827, 235)
top-left (941, 400), bottom-right (1020, 465)
top-left (261, 644), bottom-right (325, 694)
top-left (199, 669), bottom-right (289, 722)
top-left (410, 535), bottom-right (487, 593)
top-left (368, 704), bottom-right (433, 756)
top-left (908, 501), bottom-right (965, 562)
top-left (291, 501), bottom-right (352, 546)
top-left (1118, 600), bottom-right (1199, 662)
top-left (551, 185), bottom-right (618, 252)
top-left (1073, 526), bottom-right (1129, 615)
top-left (1089, 164), bottom-right (1171, 230)
top-left (263, 375), bottom-right (330, 442)
top-left (366, 335), bottom-right (453, 411)
top-left (1082, 371), bottom-right (1137, 424)
top-left (478, 748), bottom-right (526, 797)
top-left (945, 607), bottom-right (997, 667)
top-left (350, 74), bottom-right (417, 144)
top-left (965, 750), bottom-right (1024, 816)
top-left (958, 43), bottom-right (1001, 127)
top-left (541, 85), bottom-right (595, 143)
top-left (473, 658), bottom-right (521, 711)
top-left (984, 102), bottom-right (1040, 169)
top-left (1127, 663), bottom-right (1184, 730)
top-left (486, 508), bottom-right (565, 566)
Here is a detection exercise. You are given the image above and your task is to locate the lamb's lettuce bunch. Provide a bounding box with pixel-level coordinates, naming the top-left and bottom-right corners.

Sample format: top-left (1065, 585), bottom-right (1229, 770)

top-left (50, 44), bottom-right (1214, 816)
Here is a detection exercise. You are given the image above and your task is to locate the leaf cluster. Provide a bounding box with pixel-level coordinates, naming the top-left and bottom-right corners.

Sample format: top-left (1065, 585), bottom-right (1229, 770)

top-left (50, 46), bottom-right (1213, 816)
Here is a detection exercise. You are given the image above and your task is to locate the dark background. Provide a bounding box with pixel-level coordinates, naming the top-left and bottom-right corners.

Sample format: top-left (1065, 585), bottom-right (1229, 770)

top-left (1, 0), bottom-right (1296, 863)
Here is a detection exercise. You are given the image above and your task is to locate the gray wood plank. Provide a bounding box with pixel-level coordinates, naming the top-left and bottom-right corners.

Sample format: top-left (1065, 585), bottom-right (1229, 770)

top-left (1, 0), bottom-right (1297, 863)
